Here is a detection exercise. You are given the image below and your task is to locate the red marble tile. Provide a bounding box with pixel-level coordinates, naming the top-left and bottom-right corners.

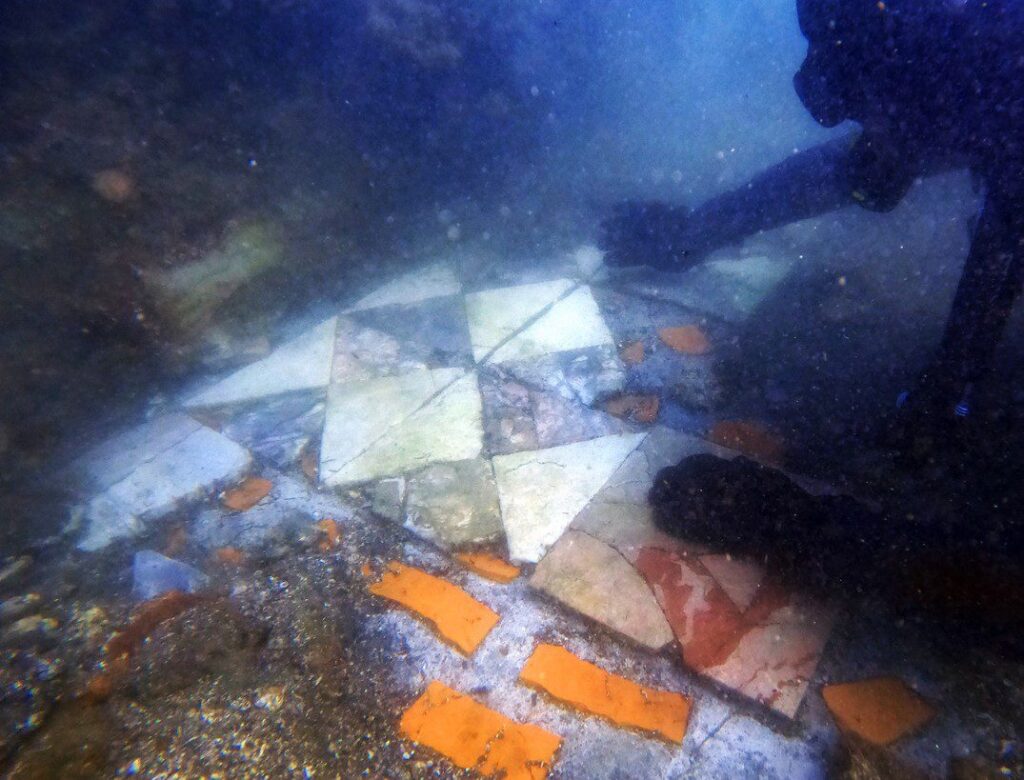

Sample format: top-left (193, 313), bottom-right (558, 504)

top-left (634, 546), bottom-right (833, 718)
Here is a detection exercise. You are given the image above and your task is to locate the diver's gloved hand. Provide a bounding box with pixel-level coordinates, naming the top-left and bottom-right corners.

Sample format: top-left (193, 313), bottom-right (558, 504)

top-left (598, 200), bottom-right (701, 270)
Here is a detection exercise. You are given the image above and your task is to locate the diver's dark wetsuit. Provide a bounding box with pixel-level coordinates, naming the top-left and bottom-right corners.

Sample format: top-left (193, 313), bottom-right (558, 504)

top-left (601, 0), bottom-right (1024, 419)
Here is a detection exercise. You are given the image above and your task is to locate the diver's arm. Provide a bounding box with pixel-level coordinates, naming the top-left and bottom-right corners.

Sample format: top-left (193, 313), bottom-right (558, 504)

top-left (683, 133), bottom-right (860, 256)
top-left (601, 134), bottom-right (863, 268)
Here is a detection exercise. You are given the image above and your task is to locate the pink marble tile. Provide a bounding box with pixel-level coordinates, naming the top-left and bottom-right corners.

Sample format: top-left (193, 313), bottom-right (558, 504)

top-left (699, 554), bottom-right (764, 613)
top-left (634, 546), bottom-right (833, 718)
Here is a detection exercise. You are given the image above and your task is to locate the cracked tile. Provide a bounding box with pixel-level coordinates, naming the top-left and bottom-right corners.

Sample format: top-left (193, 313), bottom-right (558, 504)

top-left (331, 317), bottom-right (428, 385)
top-left (400, 680), bottom-right (562, 778)
top-left (520, 643), bottom-right (690, 743)
top-left (347, 261), bottom-right (461, 312)
top-left (400, 458), bottom-right (504, 549)
top-left (488, 285), bottom-right (615, 364)
top-left (635, 547), bottom-right (833, 718)
top-left (348, 295), bottom-right (472, 368)
top-left (499, 345), bottom-right (626, 407)
top-left (77, 419), bottom-right (253, 551)
top-left (185, 317), bottom-right (337, 408)
top-left (195, 391), bottom-right (325, 468)
top-left (531, 530), bottom-right (674, 650)
top-left (465, 278), bottom-right (574, 362)
top-left (492, 432), bottom-right (646, 562)
top-left (320, 368), bottom-right (483, 487)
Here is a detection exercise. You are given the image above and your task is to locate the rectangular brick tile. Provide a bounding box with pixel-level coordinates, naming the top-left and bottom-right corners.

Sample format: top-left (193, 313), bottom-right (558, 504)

top-left (369, 561), bottom-right (499, 654)
top-left (520, 643), bottom-right (690, 743)
top-left (401, 680), bottom-right (561, 779)
top-left (455, 552), bottom-right (521, 583)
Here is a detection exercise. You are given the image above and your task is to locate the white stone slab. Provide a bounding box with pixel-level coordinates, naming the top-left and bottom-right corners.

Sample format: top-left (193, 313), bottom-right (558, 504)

top-left (71, 413), bottom-right (202, 493)
top-left (78, 423), bottom-right (252, 551)
top-left (488, 285), bottom-right (614, 364)
top-left (320, 368), bottom-right (483, 486)
top-left (347, 261), bottom-right (461, 312)
top-left (492, 432), bottom-right (646, 563)
top-left (464, 278), bottom-right (574, 362)
top-left (185, 317), bottom-right (338, 408)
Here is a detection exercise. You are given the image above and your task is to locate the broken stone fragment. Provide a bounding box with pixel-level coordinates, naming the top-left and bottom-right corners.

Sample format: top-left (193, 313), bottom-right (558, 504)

top-left (619, 341), bottom-right (645, 365)
top-left (658, 325), bottom-right (711, 355)
top-left (400, 680), bottom-right (562, 779)
top-left (132, 551), bottom-right (208, 602)
top-left (454, 552), bottom-right (520, 583)
top-left (221, 476), bottom-right (273, 511)
top-left (0, 614), bottom-right (60, 648)
top-left (603, 394), bottom-right (660, 424)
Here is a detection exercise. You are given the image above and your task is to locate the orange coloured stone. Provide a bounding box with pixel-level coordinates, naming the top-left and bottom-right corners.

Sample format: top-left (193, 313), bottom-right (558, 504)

top-left (400, 680), bottom-right (561, 779)
top-left (369, 562), bottom-right (500, 654)
top-left (520, 644), bottom-right (691, 743)
top-left (604, 394), bottom-right (660, 424)
top-left (222, 477), bottom-right (272, 511)
top-left (360, 563), bottom-right (374, 578)
top-left (619, 341), bottom-right (646, 365)
top-left (162, 524), bottom-right (189, 557)
top-left (455, 552), bottom-right (521, 583)
top-left (708, 420), bottom-right (785, 465)
top-left (316, 518), bottom-right (340, 552)
top-left (822, 677), bottom-right (936, 746)
top-left (659, 325), bottom-right (711, 355)
top-left (213, 547), bottom-right (246, 567)
top-left (300, 449), bottom-right (319, 480)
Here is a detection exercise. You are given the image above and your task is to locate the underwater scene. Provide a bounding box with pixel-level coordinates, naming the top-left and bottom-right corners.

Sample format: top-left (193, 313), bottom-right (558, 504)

top-left (1, 0), bottom-right (1023, 777)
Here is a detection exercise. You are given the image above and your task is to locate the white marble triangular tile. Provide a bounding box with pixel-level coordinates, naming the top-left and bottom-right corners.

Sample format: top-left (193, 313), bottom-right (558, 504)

top-left (492, 432), bottom-right (646, 563)
top-left (464, 278), bottom-right (574, 362)
top-left (320, 369), bottom-right (482, 487)
top-left (346, 261), bottom-right (461, 312)
top-left (185, 317), bottom-right (338, 408)
top-left (487, 285), bottom-right (614, 364)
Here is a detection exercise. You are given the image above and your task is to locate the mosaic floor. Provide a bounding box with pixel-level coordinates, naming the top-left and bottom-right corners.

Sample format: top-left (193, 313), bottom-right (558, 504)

top-left (71, 248), bottom-right (832, 713)
top-left (60, 246), bottom-right (981, 777)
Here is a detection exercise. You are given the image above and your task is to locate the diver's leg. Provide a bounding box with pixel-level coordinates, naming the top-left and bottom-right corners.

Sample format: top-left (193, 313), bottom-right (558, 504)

top-left (925, 188), bottom-right (1024, 411)
top-left (601, 134), bottom-right (860, 268)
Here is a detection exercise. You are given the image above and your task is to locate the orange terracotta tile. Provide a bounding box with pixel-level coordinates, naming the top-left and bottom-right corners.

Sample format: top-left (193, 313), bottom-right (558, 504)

top-left (603, 394), bottom-right (660, 424)
top-left (659, 325), bottom-right (711, 355)
top-left (212, 547), bottom-right (246, 567)
top-left (620, 341), bottom-right (646, 365)
top-left (708, 420), bottom-right (785, 465)
top-left (519, 644), bottom-right (690, 743)
top-left (315, 518), bottom-right (341, 552)
top-left (822, 677), bottom-right (936, 746)
top-left (455, 552), bottom-right (521, 583)
top-left (301, 448), bottom-right (319, 480)
top-left (222, 476), bottom-right (272, 511)
top-left (162, 524), bottom-right (189, 557)
top-left (400, 680), bottom-right (561, 780)
top-left (369, 562), bottom-right (500, 654)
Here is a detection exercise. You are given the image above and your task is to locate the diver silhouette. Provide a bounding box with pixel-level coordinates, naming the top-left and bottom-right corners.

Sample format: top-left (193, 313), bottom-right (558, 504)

top-left (600, 0), bottom-right (1024, 433)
